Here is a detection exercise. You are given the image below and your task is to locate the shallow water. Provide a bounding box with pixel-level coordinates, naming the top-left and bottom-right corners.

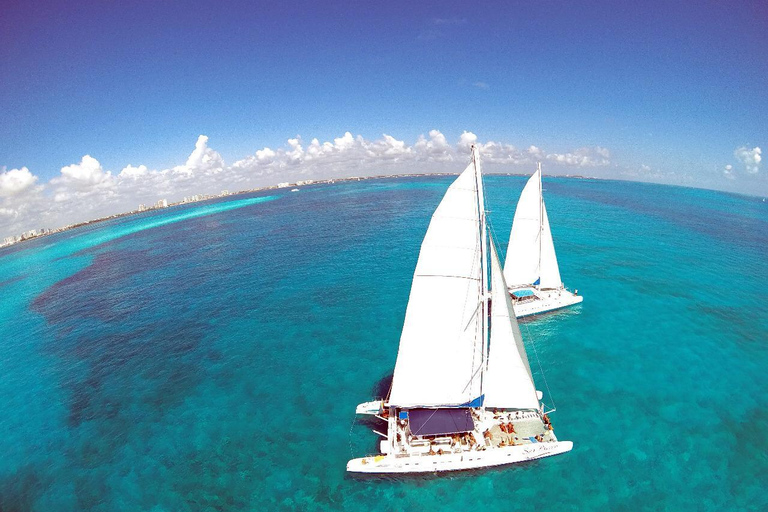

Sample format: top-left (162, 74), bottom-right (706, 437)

top-left (0, 177), bottom-right (766, 511)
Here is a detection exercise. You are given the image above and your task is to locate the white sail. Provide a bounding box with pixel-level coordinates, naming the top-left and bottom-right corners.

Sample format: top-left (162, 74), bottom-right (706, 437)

top-left (503, 166), bottom-right (562, 289)
top-left (483, 242), bottom-right (539, 410)
top-left (389, 149), bottom-right (485, 408)
top-left (539, 199), bottom-right (562, 289)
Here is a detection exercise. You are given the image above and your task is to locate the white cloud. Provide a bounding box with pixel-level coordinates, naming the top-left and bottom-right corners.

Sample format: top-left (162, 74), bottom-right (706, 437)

top-left (58, 155), bottom-right (111, 186)
top-left (173, 135), bottom-right (224, 175)
top-left (545, 147), bottom-right (611, 167)
top-left (723, 164), bottom-right (734, 179)
top-left (527, 145), bottom-right (543, 158)
top-left (366, 134), bottom-right (410, 159)
top-left (473, 81), bottom-right (489, 90)
top-left (119, 164), bottom-right (148, 178)
top-left (414, 130), bottom-right (453, 162)
top-left (49, 155), bottom-right (116, 205)
top-left (256, 147), bottom-right (276, 162)
top-left (333, 132), bottom-right (355, 151)
top-left (1, 131), bottom-right (621, 239)
top-left (734, 146), bottom-right (761, 174)
top-left (458, 131), bottom-right (478, 151)
top-left (0, 167), bottom-right (38, 197)
top-left (0, 207), bottom-right (19, 218)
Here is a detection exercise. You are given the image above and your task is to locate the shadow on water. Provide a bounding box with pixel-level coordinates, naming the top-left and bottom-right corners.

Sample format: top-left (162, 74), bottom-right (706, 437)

top-left (371, 372), bottom-right (393, 400)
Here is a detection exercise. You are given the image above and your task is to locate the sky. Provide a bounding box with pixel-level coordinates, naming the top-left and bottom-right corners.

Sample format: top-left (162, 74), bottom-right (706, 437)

top-left (1, 0), bottom-right (766, 238)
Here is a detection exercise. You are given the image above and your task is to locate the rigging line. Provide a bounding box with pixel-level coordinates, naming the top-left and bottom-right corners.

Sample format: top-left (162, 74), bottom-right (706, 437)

top-left (348, 412), bottom-right (357, 458)
top-left (523, 320), bottom-right (557, 413)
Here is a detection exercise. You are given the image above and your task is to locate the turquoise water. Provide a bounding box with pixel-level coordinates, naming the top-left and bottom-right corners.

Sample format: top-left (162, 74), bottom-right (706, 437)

top-left (0, 177), bottom-right (766, 511)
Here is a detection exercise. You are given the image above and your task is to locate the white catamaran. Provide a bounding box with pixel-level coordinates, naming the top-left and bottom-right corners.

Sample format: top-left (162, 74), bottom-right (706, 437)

top-left (503, 163), bottom-right (583, 317)
top-left (347, 147), bottom-right (572, 475)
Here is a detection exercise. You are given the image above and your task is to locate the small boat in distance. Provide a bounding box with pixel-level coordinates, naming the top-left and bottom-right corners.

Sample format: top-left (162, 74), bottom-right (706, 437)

top-left (503, 163), bottom-right (583, 317)
top-left (347, 147), bottom-right (572, 475)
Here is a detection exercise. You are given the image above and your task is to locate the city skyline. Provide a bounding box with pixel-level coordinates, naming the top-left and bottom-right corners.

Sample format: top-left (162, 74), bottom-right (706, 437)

top-left (1, 1), bottom-right (766, 238)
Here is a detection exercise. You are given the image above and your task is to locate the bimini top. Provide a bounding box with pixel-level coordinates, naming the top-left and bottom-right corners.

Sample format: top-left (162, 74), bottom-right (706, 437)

top-left (408, 408), bottom-right (475, 437)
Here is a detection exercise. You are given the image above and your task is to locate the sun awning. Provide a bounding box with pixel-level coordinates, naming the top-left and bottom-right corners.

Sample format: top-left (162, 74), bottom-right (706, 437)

top-left (511, 289), bottom-right (535, 298)
top-left (407, 408), bottom-right (475, 436)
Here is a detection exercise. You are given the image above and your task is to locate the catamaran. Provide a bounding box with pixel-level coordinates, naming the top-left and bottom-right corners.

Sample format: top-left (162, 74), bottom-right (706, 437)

top-left (503, 163), bottom-right (583, 317)
top-left (347, 147), bottom-right (572, 475)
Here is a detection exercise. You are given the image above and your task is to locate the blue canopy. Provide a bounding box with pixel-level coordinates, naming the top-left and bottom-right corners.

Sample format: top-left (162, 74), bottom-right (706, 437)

top-left (408, 408), bottom-right (474, 436)
top-left (512, 289), bottom-right (535, 298)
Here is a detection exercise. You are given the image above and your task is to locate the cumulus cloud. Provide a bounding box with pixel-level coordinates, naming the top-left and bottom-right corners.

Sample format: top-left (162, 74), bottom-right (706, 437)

top-left (414, 130), bottom-right (453, 162)
top-left (734, 146), bottom-right (761, 174)
top-left (333, 132), bottom-right (356, 151)
top-left (58, 155), bottom-right (111, 186)
top-left (1, 131), bottom-right (618, 239)
top-left (173, 135), bottom-right (224, 175)
top-left (723, 164), bottom-right (734, 179)
top-left (0, 167), bottom-right (38, 197)
top-left (458, 131), bottom-right (478, 152)
top-left (120, 164), bottom-right (148, 178)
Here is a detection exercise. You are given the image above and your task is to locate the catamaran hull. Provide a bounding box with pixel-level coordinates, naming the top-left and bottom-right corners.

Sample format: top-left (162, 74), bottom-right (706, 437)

top-left (347, 441), bottom-right (573, 474)
top-left (355, 400), bottom-right (384, 416)
top-left (510, 288), bottom-right (582, 318)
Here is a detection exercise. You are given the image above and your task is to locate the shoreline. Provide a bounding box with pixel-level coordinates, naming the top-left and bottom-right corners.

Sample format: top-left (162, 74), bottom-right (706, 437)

top-left (2, 171), bottom-right (754, 250)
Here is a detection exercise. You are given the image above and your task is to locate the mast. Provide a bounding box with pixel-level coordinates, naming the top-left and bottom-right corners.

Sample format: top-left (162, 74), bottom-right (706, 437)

top-left (471, 145), bottom-right (489, 387)
top-left (537, 162), bottom-right (543, 285)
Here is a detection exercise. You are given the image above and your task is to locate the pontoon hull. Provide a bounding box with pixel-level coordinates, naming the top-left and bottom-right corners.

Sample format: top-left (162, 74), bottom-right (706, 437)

top-left (510, 288), bottom-right (582, 318)
top-left (355, 400), bottom-right (384, 416)
top-left (347, 441), bottom-right (573, 474)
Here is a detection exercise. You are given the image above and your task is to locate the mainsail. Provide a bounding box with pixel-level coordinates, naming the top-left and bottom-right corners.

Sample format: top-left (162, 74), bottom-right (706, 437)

top-left (388, 148), bottom-right (486, 408)
top-left (483, 242), bottom-right (539, 410)
top-left (503, 165), bottom-right (562, 289)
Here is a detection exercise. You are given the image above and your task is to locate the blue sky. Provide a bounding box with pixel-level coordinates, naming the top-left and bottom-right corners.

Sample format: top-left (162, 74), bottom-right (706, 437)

top-left (0, 0), bottom-right (766, 236)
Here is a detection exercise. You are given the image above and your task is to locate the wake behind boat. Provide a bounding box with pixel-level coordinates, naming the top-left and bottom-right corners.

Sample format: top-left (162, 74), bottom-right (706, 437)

top-left (504, 163), bottom-right (583, 317)
top-left (347, 147), bottom-right (572, 475)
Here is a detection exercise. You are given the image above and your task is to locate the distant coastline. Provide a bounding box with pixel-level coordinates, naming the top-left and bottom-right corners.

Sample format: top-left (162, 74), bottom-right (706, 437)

top-left (0, 172), bottom-right (601, 249)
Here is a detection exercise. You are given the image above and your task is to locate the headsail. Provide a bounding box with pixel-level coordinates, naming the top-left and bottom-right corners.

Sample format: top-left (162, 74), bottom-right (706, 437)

top-left (503, 165), bottom-right (562, 289)
top-left (483, 242), bottom-right (540, 410)
top-left (539, 199), bottom-right (562, 289)
top-left (389, 148), bottom-right (486, 408)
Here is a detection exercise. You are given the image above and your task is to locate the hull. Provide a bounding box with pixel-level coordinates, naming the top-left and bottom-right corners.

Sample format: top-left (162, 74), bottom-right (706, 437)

top-left (355, 400), bottom-right (384, 416)
top-left (347, 441), bottom-right (573, 474)
top-left (509, 287), bottom-right (582, 318)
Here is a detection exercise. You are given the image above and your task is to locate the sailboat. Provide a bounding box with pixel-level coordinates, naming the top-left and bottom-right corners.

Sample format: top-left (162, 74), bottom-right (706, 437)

top-left (503, 163), bottom-right (583, 317)
top-left (347, 147), bottom-right (572, 474)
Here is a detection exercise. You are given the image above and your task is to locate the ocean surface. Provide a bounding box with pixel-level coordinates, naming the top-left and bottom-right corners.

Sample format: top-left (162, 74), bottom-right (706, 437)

top-left (0, 176), bottom-right (766, 511)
